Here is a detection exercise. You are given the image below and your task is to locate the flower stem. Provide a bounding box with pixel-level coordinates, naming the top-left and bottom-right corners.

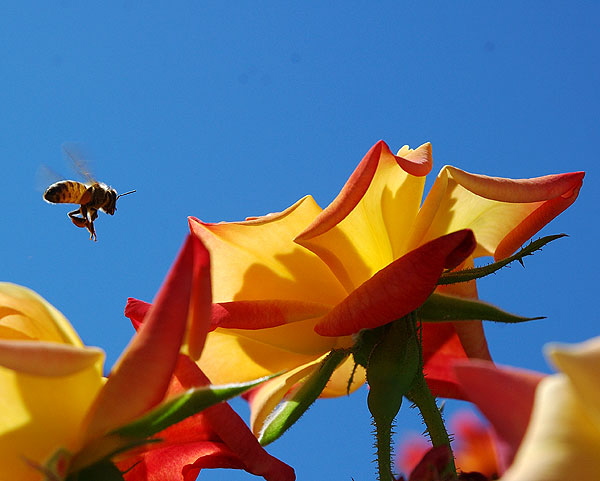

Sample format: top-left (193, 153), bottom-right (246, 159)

top-left (406, 371), bottom-right (458, 479)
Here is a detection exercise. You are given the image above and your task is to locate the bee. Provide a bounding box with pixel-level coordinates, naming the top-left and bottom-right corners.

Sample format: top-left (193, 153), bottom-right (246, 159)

top-left (43, 145), bottom-right (136, 241)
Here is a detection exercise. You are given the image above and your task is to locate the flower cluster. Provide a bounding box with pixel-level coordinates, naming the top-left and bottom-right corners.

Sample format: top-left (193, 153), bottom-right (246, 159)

top-left (0, 139), bottom-right (586, 480)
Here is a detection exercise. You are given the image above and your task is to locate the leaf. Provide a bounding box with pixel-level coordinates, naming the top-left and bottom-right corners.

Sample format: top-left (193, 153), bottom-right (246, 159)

top-left (259, 349), bottom-right (348, 446)
top-left (438, 234), bottom-right (566, 285)
top-left (114, 376), bottom-right (273, 439)
top-left (420, 293), bottom-right (544, 324)
top-left (68, 460), bottom-right (125, 481)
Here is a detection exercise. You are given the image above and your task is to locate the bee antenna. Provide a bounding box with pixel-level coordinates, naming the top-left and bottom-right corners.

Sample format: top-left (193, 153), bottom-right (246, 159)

top-left (117, 190), bottom-right (136, 199)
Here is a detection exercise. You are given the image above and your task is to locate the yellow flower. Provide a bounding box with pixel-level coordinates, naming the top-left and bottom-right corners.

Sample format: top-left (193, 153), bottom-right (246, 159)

top-left (0, 282), bottom-right (104, 480)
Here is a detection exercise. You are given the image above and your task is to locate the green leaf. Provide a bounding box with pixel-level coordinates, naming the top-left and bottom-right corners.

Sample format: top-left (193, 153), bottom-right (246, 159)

top-left (114, 376), bottom-right (273, 439)
top-left (420, 292), bottom-right (544, 323)
top-left (259, 349), bottom-right (349, 446)
top-left (438, 234), bottom-right (566, 285)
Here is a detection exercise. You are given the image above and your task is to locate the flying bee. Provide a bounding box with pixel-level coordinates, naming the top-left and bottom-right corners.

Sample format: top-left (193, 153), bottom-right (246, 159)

top-left (43, 145), bottom-right (136, 241)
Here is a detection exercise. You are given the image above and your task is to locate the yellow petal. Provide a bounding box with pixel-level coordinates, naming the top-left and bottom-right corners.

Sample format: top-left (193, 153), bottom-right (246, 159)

top-left (198, 326), bottom-right (336, 385)
top-left (251, 360), bottom-right (322, 437)
top-left (0, 283), bottom-right (83, 346)
top-left (500, 374), bottom-right (600, 481)
top-left (249, 354), bottom-right (364, 436)
top-left (296, 141), bottom-right (429, 291)
top-left (407, 168), bottom-right (584, 259)
top-left (0, 340), bottom-right (103, 377)
top-left (0, 350), bottom-right (103, 480)
top-left (189, 196), bottom-right (346, 305)
top-left (546, 337), bottom-right (600, 429)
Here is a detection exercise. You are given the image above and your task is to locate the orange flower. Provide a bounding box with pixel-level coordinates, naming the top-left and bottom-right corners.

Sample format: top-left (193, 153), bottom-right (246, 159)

top-left (131, 140), bottom-right (582, 436)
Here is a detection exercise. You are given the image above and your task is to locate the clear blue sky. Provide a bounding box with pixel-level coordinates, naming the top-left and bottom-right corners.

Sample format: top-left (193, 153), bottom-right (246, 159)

top-left (1, 3), bottom-right (598, 480)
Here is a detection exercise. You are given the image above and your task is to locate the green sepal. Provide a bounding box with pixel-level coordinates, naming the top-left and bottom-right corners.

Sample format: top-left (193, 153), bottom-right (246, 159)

top-left (367, 316), bottom-right (422, 481)
top-left (438, 234), bottom-right (566, 285)
top-left (420, 292), bottom-right (544, 324)
top-left (351, 325), bottom-right (387, 369)
top-left (114, 376), bottom-right (274, 439)
top-left (259, 349), bottom-right (349, 446)
top-left (67, 460), bottom-right (125, 481)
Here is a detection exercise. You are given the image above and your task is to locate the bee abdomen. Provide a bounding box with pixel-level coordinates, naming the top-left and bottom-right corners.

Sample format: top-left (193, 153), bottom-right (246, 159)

top-left (43, 180), bottom-right (88, 204)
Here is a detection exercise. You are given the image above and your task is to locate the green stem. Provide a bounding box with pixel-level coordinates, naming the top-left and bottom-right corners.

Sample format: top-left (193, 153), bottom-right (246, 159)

top-left (406, 372), bottom-right (457, 479)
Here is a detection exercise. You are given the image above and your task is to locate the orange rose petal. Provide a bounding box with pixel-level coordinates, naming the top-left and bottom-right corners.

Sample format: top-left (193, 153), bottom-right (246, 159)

top-left (296, 141), bottom-right (430, 291)
top-left (409, 168), bottom-right (584, 259)
top-left (0, 340), bottom-right (103, 377)
top-left (82, 235), bottom-right (211, 440)
top-left (315, 230), bottom-right (476, 336)
top-left (396, 142), bottom-right (433, 177)
top-left (494, 179), bottom-right (582, 259)
top-left (118, 355), bottom-right (295, 481)
top-left (211, 300), bottom-right (330, 330)
top-left (172, 356), bottom-right (296, 481)
top-left (297, 141), bottom-right (388, 241)
top-left (445, 168), bottom-right (584, 203)
top-left (189, 197), bottom-right (346, 307)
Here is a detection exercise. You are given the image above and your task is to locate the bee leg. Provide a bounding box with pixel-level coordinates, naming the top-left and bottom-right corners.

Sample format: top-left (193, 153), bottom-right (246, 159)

top-left (85, 220), bottom-right (97, 241)
top-left (68, 209), bottom-right (88, 228)
top-left (68, 208), bottom-right (97, 240)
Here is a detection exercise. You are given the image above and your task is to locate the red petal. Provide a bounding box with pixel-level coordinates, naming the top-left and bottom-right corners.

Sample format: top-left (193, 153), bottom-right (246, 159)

top-left (453, 360), bottom-right (544, 470)
top-left (315, 230), bottom-right (476, 336)
top-left (124, 298), bottom-right (151, 330)
top-left (126, 356), bottom-right (296, 481)
top-left (211, 300), bottom-right (330, 330)
top-left (119, 442), bottom-right (246, 481)
top-left (83, 235), bottom-right (211, 440)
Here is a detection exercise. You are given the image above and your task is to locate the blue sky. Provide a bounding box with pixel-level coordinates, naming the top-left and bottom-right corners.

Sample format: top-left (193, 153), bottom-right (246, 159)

top-left (1, 2), bottom-right (598, 480)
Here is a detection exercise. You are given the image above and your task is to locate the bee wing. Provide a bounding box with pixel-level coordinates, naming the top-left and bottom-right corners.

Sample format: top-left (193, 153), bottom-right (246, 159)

top-left (61, 142), bottom-right (97, 184)
top-left (36, 164), bottom-right (64, 193)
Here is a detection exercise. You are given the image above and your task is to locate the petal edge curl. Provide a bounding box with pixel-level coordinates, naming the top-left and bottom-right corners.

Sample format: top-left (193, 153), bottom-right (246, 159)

top-left (0, 340), bottom-right (103, 376)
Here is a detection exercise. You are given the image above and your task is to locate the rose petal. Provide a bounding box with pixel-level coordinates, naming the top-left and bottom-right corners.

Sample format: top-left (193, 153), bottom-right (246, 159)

top-left (0, 282), bottom-right (83, 346)
top-left (211, 300), bottom-right (330, 330)
top-left (0, 340), bottom-right (103, 376)
top-left (315, 230), bottom-right (476, 336)
top-left (82, 235), bottom-right (210, 441)
top-left (453, 359), bottom-right (543, 469)
top-left (189, 196), bottom-right (345, 306)
top-left (407, 168), bottom-right (584, 260)
top-left (296, 141), bottom-right (431, 292)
